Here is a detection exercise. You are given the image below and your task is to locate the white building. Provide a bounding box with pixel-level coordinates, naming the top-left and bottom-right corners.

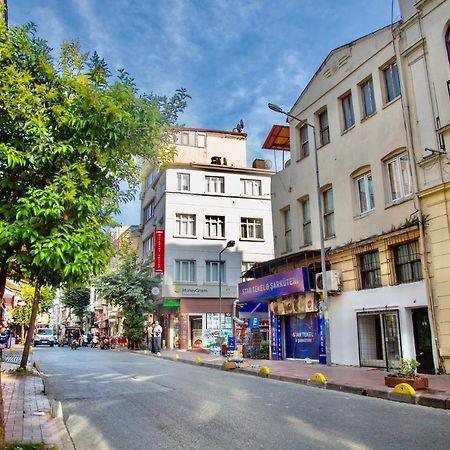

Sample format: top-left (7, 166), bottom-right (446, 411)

top-left (140, 127), bottom-right (274, 350)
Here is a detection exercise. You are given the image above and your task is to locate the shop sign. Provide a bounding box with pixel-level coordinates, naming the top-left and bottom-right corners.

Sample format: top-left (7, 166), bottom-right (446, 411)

top-left (270, 312), bottom-right (283, 360)
top-left (248, 317), bottom-right (260, 329)
top-left (162, 284), bottom-right (237, 298)
top-left (163, 299), bottom-right (180, 307)
top-left (154, 230), bottom-right (165, 273)
top-left (239, 267), bottom-right (309, 303)
top-left (285, 312), bottom-right (320, 360)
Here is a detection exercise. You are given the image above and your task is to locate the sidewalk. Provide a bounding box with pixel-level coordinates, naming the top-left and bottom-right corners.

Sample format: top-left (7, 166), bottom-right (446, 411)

top-left (1, 349), bottom-right (69, 449)
top-left (151, 348), bottom-right (450, 409)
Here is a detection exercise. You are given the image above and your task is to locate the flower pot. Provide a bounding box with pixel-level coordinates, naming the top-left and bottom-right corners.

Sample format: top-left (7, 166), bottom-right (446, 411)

top-left (384, 374), bottom-right (429, 390)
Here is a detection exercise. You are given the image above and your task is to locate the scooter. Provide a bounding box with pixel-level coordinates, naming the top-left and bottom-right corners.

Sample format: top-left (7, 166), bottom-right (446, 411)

top-left (70, 339), bottom-right (80, 350)
top-left (100, 336), bottom-right (110, 350)
top-left (90, 336), bottom-right (99, 348)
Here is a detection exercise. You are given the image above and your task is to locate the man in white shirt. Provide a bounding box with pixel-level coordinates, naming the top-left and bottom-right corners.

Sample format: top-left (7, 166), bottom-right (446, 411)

top-left (152, 321), bottom-right (163, 353)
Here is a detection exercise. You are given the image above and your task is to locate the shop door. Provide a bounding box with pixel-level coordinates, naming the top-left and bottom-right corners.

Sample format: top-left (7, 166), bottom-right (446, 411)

top-left (190, 315), bottom-right (203, 348)
top-left (412, 308), bottom-right (434, 374)
top-left (383, 312), bottom-right (401, 369)
top-left (284, 313), bottom-right (320, 360)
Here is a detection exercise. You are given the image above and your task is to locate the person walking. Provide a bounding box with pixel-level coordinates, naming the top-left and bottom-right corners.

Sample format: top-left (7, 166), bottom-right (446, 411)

top-left (152, 321), bottom-right (162, 353)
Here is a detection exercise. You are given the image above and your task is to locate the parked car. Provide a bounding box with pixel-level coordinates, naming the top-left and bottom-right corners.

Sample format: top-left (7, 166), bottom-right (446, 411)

top-left (33, 328), bottom-right (56, 347)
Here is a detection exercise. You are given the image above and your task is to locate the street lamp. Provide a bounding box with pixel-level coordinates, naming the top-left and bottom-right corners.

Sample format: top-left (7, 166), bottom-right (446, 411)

top-left (218, 240), bottom-right (235, 337)
top-left (268, 102), bottom-right (331, 366)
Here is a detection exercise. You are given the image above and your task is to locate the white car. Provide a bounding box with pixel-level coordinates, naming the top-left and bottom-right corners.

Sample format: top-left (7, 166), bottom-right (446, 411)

top-left (33, 328), bottom-right (56, 347)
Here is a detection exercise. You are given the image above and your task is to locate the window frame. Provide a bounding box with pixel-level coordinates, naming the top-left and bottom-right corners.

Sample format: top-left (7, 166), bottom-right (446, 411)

top-left (359, 251), bottom-right (382, 289)
top-left (323, 187), bottom-right (335, 239)
top-left (298, 124), bottom-right (310, 160)
top-left (205, 260), bottom-right (225, 283)
top-left (360, 78), bottom-right (376, 118)
top-left (386, 153), bottom-right (412, 202)
top-left (283, 207), bottom-right (292, 253)
top-left (318, 109), bottom-right (330, 146)
top-left (383, 61), bottom-right (401, 103)
top-left (205, 175), bottom-right (225, 194)
top-left (356, 172), bottom-right (375, 214)
top-left (144, 202), bottom-right (153, 223)
top-left (177, 173), bottom-right (190, 191)
top-left (241, 178), bottom-right (262, 196)
top-left (175, 213), bottom-right (196, 237)
top-left (175, 260), bottom-right (196, 283)
top-left (143, 236), bottom-right (153, 258)
top-left (393, 241), bottom-right (422, 284)
top-left (240, 217), bottom-right (264, 240)
top-left (302, 197), bottom-right (312, 246)
top-left (204, 215), bottom-right (225, 239)
top-left (341, 91), bottom-right (355, 130)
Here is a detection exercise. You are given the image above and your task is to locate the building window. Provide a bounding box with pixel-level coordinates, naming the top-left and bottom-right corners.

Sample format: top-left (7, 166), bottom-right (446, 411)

top-left (393, 241), bottom-right (422, 284)
top-left (241, 179), bottom-right (262, 196)
top-left (205, 215), bottom-right (225, 238)
top-left (387, 153), bottom-right (412, 201)
top-left (318, 109), bottom-right (330, 146)
top-left (383, 62), bottom-right (401, 103)
top-left (356, 173), bottom-right (375, 214)
top-left (341, 92), bottom-right (355, 130)
top-left (175, 130), bottom-right (206, 148)
top-left (240, 217), bottom-right (263, 240)
top-left (144, 202), bottom-right (153, 222)
top-left (361, 78), bottom-right (376, 117)
top-left (241, 261), bottom-right (256, 279)
top-left (206, 260), bottom-right (225, 283)
top-left (205, 176), bottom-right (224, 193)
top-left (360, 251), bottom-right (381, 289)
top-left (302, 197), bottom-right (312, 245)
top-left (447, 26), bottom-right (450, 63)
top-left (143, 236), bottom-right (153, 258)
top-left (299, 125), bottom-right (309, 159)
top-left (175, 213), bottom-right (196, 237)
top-left (283, 207), bottom-right (292, 252)
top-left (144, 171), bottom-right (156, 189)
top-left (323, 187), bottom-right (335, 238)
top-left (175, 260), bottom-right (196, 282)
top-left (177, 173), bottom-right (190, 191)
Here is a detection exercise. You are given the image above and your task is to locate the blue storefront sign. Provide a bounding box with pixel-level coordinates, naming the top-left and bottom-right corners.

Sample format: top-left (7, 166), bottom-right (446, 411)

top-left (270, 312), bottom-right (283, 360)
top-left (248, 317), bottom-right (260, 329)
top-left (285, 313), bottom-right (320, 360)
top-left (318, 312), bottom-right (327, 364)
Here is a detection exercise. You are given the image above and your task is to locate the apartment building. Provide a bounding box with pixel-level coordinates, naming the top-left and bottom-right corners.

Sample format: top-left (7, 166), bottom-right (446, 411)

top-left (140, 127), bottom-right (274, 350)
top-left (258, 21), bottom-right (437, 372)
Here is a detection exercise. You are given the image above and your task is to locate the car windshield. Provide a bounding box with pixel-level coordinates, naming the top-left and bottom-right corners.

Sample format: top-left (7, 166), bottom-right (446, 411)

top-left (37, 329), bottom-right (53, 336)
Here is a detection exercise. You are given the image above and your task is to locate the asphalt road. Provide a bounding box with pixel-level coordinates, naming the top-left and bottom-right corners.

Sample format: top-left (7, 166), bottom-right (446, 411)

top-left (36, 346), bottom-right (450, 450)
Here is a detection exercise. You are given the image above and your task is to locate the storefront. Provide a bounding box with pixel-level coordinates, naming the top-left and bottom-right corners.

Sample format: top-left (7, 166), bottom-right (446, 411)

top-left (239, 267), bottom-right (321, 361)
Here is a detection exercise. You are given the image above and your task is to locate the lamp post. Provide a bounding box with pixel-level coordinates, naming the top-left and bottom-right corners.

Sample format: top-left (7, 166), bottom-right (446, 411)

top-left (218, 240), bottom-right (235, 337)
top-left (268, 103), bottom-right (331, 365)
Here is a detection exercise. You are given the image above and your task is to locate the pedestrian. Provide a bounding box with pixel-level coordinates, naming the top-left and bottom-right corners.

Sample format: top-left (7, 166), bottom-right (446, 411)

top-left (152, 321), bottom-right (162, 353)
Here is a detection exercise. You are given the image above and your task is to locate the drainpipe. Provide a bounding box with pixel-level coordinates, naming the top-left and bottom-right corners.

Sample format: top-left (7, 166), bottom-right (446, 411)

top-left (391, 23), bottom-right (443, 370)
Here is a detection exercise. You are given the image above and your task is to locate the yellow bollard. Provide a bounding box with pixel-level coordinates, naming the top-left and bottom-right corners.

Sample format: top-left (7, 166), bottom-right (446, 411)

top-left (194, 356), bottom-right (202, 364)
top-left (156, 352), bottom-right (161, 357)
top-left (393, 383), bottom-right (416, 396)
top-left (258, 366), bottom-right (270, 377)
top-left (172, 354), bottom-right (180, 361)
top-left (309, 372), bottom-right (327, 384)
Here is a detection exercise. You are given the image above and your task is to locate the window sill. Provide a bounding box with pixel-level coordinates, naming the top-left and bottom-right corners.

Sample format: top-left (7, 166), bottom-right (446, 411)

top-left (203, 237), bottom-right (227, 241)
top-left (324, 234), bottom-right (336, 241)
top-left (341, 124), bottom-right (355, 136)
top-left (317, 141), bottom-right (330, 150)
top-left (360, 111), bottom-right (377, 123)
top-left (298, 243), bottom-right (312, 250)
top-left (173, 235), bottom-right (197, 239)
top-left (239, 238), bottom-right (265, 242)
top-left (353, 209), bottom-right (375, 221)
top-left (384, 194), bottom-right (413, 210)
top-left (173, 281), bottom-right (197, 285)
top-left (382, 95), bottom-right (401, 110)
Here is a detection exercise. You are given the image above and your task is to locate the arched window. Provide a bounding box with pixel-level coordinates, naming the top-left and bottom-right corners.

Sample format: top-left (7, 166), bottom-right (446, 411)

top-left (446, 26), bottom-right (450, 64)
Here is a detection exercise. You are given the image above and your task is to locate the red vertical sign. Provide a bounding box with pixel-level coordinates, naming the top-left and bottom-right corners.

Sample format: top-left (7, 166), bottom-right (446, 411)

top-left (154, 229), bottom-right (165, 273)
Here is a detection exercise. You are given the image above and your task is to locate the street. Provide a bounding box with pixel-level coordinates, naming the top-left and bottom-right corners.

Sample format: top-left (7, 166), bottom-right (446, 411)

top-left (36, 347), bottom-right (450, 450)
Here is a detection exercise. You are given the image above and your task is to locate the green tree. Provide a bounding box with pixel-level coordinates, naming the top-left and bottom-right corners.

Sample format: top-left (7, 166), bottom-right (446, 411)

top-left (12, 283), bottom-right (54, 337)
top-left (94, 254), bottom-right (157, 349)
top-left (61, 287), bottom-right (91, 324)
top-left (0, 20), bottom-right (189, 369)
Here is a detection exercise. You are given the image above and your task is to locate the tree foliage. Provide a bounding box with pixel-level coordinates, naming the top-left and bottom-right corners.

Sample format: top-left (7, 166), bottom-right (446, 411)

top-left (0, 20), bottom-right (189, 366)
top-left (61, 287), bottom-right (90, 322)
top-left (12, 283), bottom-right (54, 326)
top-left (94, 254), bottom-right (157, 348)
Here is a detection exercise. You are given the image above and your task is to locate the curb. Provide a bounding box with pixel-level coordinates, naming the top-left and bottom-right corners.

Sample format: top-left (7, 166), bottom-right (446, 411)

top-left (157, 353), bottom-right (449, 410)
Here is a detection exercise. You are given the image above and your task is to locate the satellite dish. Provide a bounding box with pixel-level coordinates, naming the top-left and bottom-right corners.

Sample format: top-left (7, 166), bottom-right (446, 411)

top-left (264, 160), bottom-right (273, 169)
top-left (151, 287), bottom-right (160, 296)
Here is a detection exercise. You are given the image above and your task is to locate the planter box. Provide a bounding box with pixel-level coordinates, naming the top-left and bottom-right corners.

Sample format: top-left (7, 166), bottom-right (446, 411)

top-left (384, 375), bottom-right (429, 390)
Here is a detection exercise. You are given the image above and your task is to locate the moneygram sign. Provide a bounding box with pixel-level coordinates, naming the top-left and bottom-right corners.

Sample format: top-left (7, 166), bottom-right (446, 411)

top-left (238, 267), bottom-right (310, 302)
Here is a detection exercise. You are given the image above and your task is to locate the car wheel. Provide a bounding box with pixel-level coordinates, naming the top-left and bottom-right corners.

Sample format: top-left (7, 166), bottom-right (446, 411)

top-left (50, 343), bottom-right (54, 347)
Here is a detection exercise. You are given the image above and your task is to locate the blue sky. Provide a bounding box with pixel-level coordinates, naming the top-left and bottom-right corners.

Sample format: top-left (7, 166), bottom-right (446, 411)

top-left (9, 0), bottom-right (400, 225)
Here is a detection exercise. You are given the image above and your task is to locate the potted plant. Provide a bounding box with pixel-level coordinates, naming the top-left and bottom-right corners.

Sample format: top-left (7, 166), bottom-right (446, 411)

top-left (384, 358), bottom-right (429, 390)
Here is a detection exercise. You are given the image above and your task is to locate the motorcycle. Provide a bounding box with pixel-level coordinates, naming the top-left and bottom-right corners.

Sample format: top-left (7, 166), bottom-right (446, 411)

top-left (70, 339), bottom-right (80, 350)
top-left (90, 336), bottom-right (99, 348)
top-left (100, 336), bottom-right (110, 350)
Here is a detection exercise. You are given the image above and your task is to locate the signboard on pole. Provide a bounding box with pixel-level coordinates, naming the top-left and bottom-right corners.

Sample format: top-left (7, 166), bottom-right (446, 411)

top-left (154, 229), bottom-right (165, 273)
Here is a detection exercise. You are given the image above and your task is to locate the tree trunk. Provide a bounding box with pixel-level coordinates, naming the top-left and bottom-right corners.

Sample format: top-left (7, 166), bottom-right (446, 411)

top-left (20, 284), bottom-right (41, 369)
top-left (0, 0), bottom-right (8, 28)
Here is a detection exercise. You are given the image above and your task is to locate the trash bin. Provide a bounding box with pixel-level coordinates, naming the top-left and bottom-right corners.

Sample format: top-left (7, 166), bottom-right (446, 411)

top-left (221, 343), bottom-right (227, 356)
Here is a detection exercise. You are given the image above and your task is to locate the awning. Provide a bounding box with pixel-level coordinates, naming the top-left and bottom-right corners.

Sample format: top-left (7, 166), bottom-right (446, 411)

top-left (239, 302), bottom-right (268, 312)
top-left (262, 125), bottom-right (290, 151)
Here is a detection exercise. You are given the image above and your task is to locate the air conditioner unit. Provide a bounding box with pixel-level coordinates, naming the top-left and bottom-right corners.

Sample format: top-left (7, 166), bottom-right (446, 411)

top-left (315, 270), bottom-right (342, 293)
